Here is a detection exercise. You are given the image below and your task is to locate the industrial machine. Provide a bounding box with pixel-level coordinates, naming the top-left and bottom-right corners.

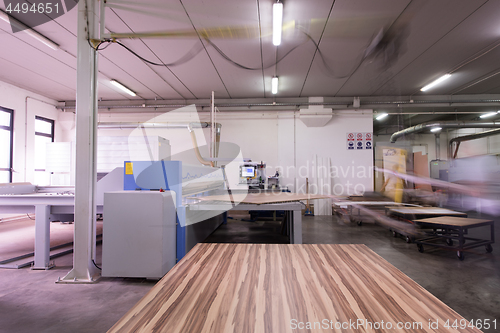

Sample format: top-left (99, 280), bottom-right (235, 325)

top-left (267, 169), bottom-right (280, 189)
top-left (430, 159), bottom-right (448, 181)
top-left (239, 161), bottom-right (266, 189)
top-left (100, 160), bottom-right (231, 278)
top-left (102, 191), bottom-right (177, 279)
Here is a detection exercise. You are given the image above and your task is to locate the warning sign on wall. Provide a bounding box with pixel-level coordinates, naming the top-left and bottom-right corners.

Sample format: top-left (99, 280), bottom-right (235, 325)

top-left (346, 132), bottom-right (355, 150)
top-left (364, 132), bottom-right (372, 149)
top-left (346, 132), bottom-right (373, 150)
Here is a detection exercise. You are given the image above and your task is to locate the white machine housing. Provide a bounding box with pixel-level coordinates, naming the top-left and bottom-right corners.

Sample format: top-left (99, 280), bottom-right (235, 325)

top-left (102, 191), bottom-right (177, 279)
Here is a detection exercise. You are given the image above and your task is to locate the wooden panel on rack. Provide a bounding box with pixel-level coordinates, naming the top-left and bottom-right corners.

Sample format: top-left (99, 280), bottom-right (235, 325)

top-left (413, 152), bottom-right (433, 192)
top-left (388, 207), bottom-right (468, 219)
top-left (109, 244), bottom-right (482, 333)
top-left (195, 192), bottom-right (330, 204)
top-left (414, 216), bottom-right (493, 227)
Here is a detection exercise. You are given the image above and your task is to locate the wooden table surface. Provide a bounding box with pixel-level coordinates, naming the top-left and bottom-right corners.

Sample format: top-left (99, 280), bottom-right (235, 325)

top-left (196, 192), bottom-right (330, 204)
top-left (109, 244), bottom-right (482, 333)
top-left (414, 216), bottom-right (493, 227)
top-left (388, 206), bottom-right (467, 217)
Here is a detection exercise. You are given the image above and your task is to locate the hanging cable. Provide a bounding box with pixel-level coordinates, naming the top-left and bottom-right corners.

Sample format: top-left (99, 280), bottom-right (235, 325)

top-left (300, 30), bottom-right (365, 79)
top-left (89, 27), bottom-right (368, 76)
top-left (92, 259), bottom-right (102, 270)
top-left (204, 37), bottom-right (307, 70)
top-left (114, 40), bottom-right (204, 66)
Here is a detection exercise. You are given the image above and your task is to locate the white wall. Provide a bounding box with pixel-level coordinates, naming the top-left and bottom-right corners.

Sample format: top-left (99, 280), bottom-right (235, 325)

top-left (374, 128), bottom-right (500, 161)
top-left (96, 111), bottom-right (213, 165)
top-left (448, 128), bottom-right (500, 158)
top-left (278, 112), bottom-right (374, 195)
top-left (0, 80), bottom-right (70, 183)
top-left (95, 110), bottom-right (374, 195)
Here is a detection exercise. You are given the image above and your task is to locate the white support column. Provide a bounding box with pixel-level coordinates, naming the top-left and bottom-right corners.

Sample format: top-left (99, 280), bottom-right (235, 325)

top-left (59, 0), bottom-right (100, 283)
top-left (33, 205), bottom-right (53, 270)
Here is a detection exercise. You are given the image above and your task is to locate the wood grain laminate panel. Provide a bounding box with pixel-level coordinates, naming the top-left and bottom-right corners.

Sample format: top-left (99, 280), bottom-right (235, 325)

top-left (414, 216), bottom-right (493, 227)
top-left (195, 193), bottom-right (330, 204)
top-left (109, 244), bottom-right (482, 333)
top-left (388, 207), bottom-right (467, 217)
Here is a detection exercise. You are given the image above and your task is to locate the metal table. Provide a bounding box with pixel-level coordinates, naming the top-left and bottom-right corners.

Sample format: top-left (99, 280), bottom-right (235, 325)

top-left (0, 193), bottom-right (103, 269)
top-left (189, 201), bottom-right (304, 244)
top-left (333, 201), bottom-right (410, 225)
top-left (384, 207), bottom-right (468, 243)
top-left (414, 216), bottom-right (494, 260)
top-left (387, 207), bottom-right (467, 220)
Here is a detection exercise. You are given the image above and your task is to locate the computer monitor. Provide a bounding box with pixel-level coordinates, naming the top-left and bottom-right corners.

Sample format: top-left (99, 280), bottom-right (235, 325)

top-left (241, 166), bottom-right (255, 177)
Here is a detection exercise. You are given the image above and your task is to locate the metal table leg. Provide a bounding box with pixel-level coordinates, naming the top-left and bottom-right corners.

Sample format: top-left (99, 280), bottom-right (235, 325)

top-left (292, 209), bottom-right (302, 244)
top-left (33, 205), bottom-right (54, 270)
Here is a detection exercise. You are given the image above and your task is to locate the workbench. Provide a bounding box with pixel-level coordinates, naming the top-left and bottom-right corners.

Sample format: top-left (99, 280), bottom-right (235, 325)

top-left (386, 207), bottom-right (467, 243)
top-left (189, 200), bottom-right (304, 244)
top-left (109, 243), bottom-right (482, 333)
top-left (414, 216), bottom-right (494, 260)
top-left (0, 193), bottom-right (91, 269)
top-left (387, 207), bottom-right (467, 220)
top-left (333, 200), bottom-right (413, 225)
top-left (0, 169), bottom-right (121, 270)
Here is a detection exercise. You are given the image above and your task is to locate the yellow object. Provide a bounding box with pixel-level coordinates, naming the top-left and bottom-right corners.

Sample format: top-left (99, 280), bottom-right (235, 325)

top-left (381, 148), bottom-right (407, 203)
top-left (125, 162), bottom-right (133, 175)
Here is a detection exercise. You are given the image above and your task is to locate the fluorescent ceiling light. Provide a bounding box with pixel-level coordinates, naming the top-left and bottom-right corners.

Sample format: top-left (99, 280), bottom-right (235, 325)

top-left (430, 127), bottom-right (442, 132)
top-left (0, 10), bottom-right (59, 50)
top-left (273, 2), bottom-right (283, 46)
top-left (376, 113), bottom-right (388, 120)
top-left (110, 80), bottom-right (136, 96)
top-left (420, 74), bottom-right (451, 92)
top-left (479, 112), bottom-right (498, 119)
top-left (271, 77), bottom-right (278, 94)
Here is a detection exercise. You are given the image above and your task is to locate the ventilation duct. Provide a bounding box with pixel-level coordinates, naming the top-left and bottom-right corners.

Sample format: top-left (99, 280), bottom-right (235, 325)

top-left (449, 128), bottom-right (500, 159)
top-left (390, 121), bottom-right (500, 143)
top-left (299, 97), bottom-right (333, 127)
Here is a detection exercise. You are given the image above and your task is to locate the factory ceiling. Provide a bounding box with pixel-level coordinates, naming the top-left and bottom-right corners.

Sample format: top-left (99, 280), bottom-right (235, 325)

top-left (1, 0), bottom-right (500, 133)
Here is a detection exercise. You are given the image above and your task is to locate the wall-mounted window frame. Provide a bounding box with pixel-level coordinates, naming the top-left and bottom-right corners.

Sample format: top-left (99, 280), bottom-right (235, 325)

top-left (34, 116), bottom-right (54, 141)
top-left (34, 116), bottom-right (54, 185)
top-left (0, 106), bottom-right (14, 183)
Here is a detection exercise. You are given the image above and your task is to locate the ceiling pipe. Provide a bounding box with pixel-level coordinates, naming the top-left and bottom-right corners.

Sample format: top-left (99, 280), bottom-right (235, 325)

top-left (449, 128), bottom-right (500, 159)
top-left (97, 121), bottom-right (215, 129)
top-left (187, 124), bottom-right (214, 167)
top-left (435, 134), bottom-right (441, 161)
top-left (58, 96), bottom-right (500, 111)
top-left (390, 121), bottom-right (500, 143)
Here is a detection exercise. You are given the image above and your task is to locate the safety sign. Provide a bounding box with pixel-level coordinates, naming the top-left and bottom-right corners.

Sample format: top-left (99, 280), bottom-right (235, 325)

top-left (346, 132), bottom-right (373, 150)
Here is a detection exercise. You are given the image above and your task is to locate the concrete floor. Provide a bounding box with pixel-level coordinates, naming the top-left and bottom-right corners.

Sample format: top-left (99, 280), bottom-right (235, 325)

top-left (0, 213), bottom-right (498, 332)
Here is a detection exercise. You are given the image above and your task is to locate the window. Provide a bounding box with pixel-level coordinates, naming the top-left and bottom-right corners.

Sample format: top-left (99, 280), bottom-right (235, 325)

top-left (34, 116), bottom-right (54, 185)
top-left (0, 107), bottom-right (14, 183)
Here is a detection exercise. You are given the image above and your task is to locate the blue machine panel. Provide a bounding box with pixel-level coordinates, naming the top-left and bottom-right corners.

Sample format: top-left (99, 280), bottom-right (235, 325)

top-left (123, 161), bottom-right (186, 260)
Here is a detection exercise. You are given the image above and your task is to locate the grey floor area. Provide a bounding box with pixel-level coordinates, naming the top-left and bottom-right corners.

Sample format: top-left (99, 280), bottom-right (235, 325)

top-left (0, 213), bottom-right (498, 333)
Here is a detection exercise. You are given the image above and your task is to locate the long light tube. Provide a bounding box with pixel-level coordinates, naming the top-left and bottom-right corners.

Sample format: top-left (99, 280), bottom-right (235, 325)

top-left (420, 74), bottom-right (451, 92)
top-left (0, 10), bottom-right (59, 50)
top-left (376, 113), bottom-right (388, 120)
top-left (273, 2), bottom-right (283, 46)
top-left (110, 80), bottom-right (136, 96)
top-left (430, 127), bottom-right (442, 132)
top-left (271, 77), bottom-right (278, 94)
top-left (479, 111), bottom-right (498, 119)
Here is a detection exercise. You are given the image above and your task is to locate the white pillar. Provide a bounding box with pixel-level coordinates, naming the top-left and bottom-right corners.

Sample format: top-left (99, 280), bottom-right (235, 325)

top-left (33, 205), bottom-right (52, 270)
top-left (59, 0), bottom-right (100, 283)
